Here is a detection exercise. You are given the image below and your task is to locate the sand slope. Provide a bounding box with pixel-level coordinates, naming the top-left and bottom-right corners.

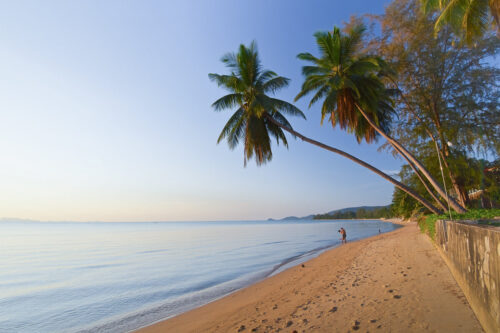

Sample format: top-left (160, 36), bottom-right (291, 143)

top-left (137, 223), bottom-right (482, 332)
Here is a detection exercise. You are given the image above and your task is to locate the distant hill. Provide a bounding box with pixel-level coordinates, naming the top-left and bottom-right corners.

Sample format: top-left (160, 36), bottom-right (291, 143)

top-left (267, 215), bottom-right (314, 221)
top-left (268, 205), bottom-right (390, 221)
top-left (324, 205), bottom-right (387, 215)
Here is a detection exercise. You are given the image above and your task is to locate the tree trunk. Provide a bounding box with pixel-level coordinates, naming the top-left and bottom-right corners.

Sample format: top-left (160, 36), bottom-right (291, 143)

top-left (392, 144), bottom-right (448, 211)
top-left (354, 103), bottom-right (467, 213)
top-left (388, 78), bottom-right (468, 209)
top-left (438, 144), bottom-right (469, 207)
top-left (265, 114), bottom-right (442, 215)
top-left (386, 79), bottom-right (450, 211)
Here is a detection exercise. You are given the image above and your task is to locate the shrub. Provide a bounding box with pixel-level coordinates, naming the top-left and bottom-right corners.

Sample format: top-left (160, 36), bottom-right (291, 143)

top-left (418, 209), bottom-right (500, 240)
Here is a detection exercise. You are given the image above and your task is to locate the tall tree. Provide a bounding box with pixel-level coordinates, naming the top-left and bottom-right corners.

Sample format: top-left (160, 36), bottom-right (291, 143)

top-left (295, 23), bottom-right (467, 213)
top-left (421, 0), bottom-right (500, 43)
top-left (373, 0), bottom-right (500, 207)
top-left (210, 42), bottom-right (442, 214)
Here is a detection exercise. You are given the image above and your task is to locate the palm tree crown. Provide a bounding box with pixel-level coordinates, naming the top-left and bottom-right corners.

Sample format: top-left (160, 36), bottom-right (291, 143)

top-left (209, 42), bottom-right (305, 165)
top-left (295, 24), bottom-right (394, 143)
top-left (422, 0), bottom-right (499, 44)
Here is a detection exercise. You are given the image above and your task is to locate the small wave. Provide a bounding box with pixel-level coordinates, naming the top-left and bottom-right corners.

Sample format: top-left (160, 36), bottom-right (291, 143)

top-left (262, 241), bottom-right (286, 246)
top-left (269, 242), bottom-right (338, 276)
top-left (136, 249), bottom-right (169, 255)
top-left (77, 264), bottom-right (123, 270)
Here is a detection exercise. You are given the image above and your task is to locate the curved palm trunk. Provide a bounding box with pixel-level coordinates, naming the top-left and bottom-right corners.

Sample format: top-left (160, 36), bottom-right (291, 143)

top-left (354, 103), bottom-right (466, 213)
top-left (388, 78), bottom-right (468, 208)
top-left (265, 114), bottom-right (442, 215)
top-left (392, 144), bottom-right (448, 211)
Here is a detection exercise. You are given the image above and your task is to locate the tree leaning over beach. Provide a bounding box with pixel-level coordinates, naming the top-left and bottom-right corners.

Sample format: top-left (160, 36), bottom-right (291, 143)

top-left (209, 42), bottom-right (442, 214)
top-left (294, 24), bottom-right (467, 214)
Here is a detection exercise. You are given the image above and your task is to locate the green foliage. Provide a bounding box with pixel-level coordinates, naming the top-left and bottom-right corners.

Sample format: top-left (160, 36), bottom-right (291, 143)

top-left (209, 42), bottom-right (305, 166)
top-left (391, 188), bottom-right (426, 218)
top-left (296, 23), bottom-right (395, 143)
top-left (418, 214), bottom-right (438, 239)
top-left (392, 156), bottom-right (500, 217)
top-left (376, 0), bottom-right (500, 158)
top-left (418, 209), bottom-right (500, 239)
top-left (366, 0), bottom-right (500, 210)
top-left (421, 0), bottom-right (498, 44)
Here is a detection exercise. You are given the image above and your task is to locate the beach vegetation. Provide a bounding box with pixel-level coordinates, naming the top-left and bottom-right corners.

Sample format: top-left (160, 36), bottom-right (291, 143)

top-left (419, 208), bottom-right (500, 239)
top-left (210, 42), bottom-right (442, 214)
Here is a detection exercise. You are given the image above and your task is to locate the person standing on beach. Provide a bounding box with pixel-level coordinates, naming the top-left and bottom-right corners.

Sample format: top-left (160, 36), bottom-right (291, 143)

top-left (339, 227), bottom-right (347, 244)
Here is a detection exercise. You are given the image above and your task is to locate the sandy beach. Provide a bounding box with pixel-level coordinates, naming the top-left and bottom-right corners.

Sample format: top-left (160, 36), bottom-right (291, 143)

top-left (137, 223), bottom-right (482, 332)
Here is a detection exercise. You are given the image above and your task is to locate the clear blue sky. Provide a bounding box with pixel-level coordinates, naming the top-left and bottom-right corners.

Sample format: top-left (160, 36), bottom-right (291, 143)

top-left (0, 0), bottom-right (402, 222)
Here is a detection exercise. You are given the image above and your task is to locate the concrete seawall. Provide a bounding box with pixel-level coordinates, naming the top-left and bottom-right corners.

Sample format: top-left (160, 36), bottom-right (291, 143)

top-left (435, 220), bottom-right (500, 333)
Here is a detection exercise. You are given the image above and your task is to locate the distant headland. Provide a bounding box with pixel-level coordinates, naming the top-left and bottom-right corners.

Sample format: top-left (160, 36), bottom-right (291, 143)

top-left (267, 205), bottom-right (391, 221)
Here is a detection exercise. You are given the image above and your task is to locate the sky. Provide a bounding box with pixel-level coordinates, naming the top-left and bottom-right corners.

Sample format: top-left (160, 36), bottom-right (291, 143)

top-left (0, 0), bottom-right (403, 222)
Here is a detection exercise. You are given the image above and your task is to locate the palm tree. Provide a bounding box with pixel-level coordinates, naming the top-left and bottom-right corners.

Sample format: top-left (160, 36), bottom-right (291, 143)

top-left (208, 42), bottom-right (305, 166)
top-left (421, 0), bottom-right (499, 44)
top-left (295, 24), bottom-right (467, 213)
top-left (209, 42), bottom-right (442, 214)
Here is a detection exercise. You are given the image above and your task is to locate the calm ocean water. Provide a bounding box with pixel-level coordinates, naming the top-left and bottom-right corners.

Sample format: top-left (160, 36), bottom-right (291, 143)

top-left (0, 220), bottom-right (400, 333)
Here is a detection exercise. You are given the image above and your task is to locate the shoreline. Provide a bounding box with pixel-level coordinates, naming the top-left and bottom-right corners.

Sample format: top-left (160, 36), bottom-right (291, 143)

top-left (136, 223), bottom-right (481, 332)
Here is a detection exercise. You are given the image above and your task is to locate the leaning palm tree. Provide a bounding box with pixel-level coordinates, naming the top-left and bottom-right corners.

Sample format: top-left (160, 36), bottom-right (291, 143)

top-left (209, 42), bottom-right (442, 214)
top-left (421, 0), bottom-right (499, 44)
top-left (208, 42), bottom-right (305, 166)
top-left (295, 24), bottom-right (467, 213)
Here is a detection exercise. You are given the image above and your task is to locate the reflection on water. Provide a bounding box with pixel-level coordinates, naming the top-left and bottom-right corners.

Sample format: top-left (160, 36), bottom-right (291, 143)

top-left (0, 220), bottom-right (400, 332)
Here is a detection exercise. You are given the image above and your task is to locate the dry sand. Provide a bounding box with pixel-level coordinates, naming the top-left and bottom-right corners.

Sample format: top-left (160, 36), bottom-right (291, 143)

top-left (137, 223), bottom-right (482, 332)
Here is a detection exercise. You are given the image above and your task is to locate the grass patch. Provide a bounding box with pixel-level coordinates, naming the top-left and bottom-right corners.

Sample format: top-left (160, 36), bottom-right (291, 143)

top-left (418, 209), bottom-right (500, 240)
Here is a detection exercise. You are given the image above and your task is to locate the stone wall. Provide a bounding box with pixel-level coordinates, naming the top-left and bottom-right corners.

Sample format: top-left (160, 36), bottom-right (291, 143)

top-left (435, 220), bottom-right (500, 333)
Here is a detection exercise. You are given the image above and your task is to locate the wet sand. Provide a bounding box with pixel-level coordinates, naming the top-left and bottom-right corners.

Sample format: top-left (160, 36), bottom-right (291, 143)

top-left (137, 223), bottom-right (482, 332)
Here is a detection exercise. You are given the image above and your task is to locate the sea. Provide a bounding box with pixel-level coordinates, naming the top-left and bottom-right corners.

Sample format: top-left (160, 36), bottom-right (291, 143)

top-left (0, 219), bottom-right (401, 333)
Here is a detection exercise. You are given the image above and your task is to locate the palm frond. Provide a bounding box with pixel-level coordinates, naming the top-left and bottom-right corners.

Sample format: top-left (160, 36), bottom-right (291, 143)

top-left (262, 76), bottom-right (290, 94)
top-left (212, 93), bottom-right (243, 111)
top-left (267, 97), bottom-right (306, 119)
top-left (297, 52), bottom-right (320, 63)
top-left (208, 74), bottom-right (244, 92)
top-left (270, 111), bottom-right (294, 133)
top-left (266, 118), bottom-right (289, 147)
top-left (217, 108), bottom-right (245, 147)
